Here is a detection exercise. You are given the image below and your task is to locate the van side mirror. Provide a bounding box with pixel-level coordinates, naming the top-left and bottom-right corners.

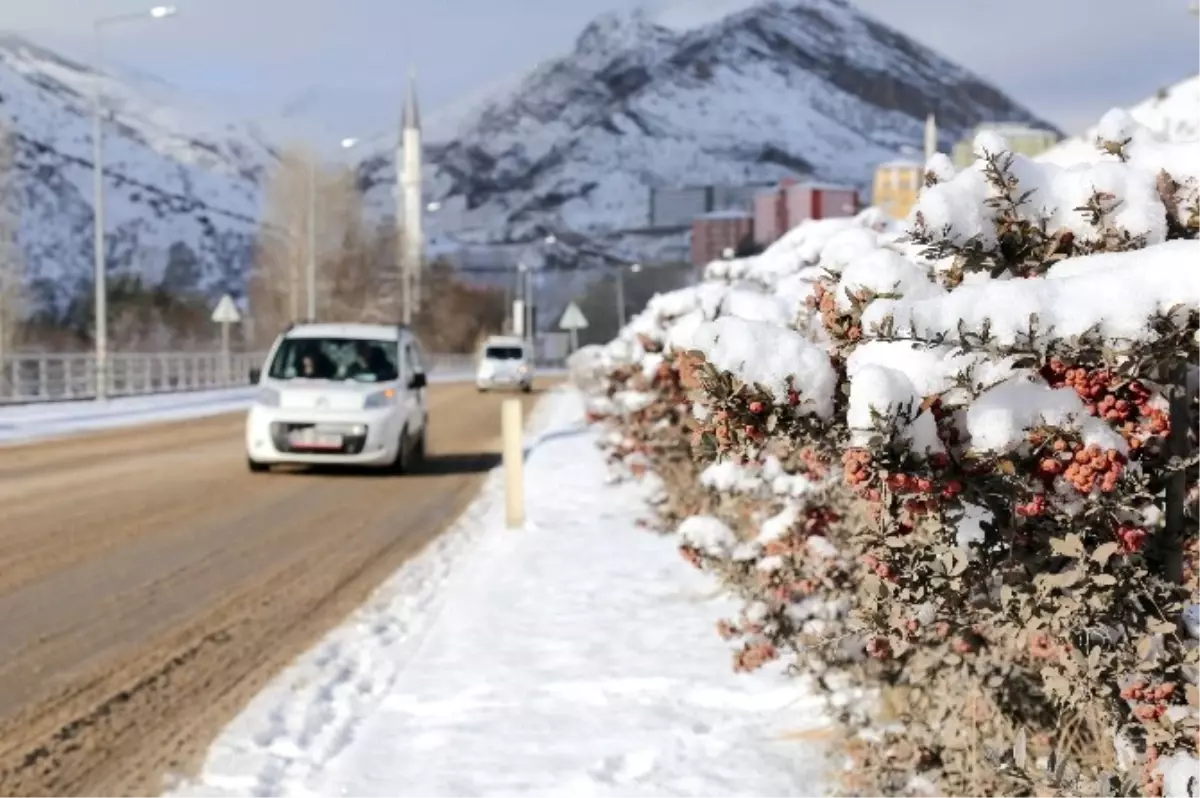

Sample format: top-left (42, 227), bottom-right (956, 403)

top-left (408, 372), bottom-right (427, 390)
top-left (249, 368), bottom-right (261, 384)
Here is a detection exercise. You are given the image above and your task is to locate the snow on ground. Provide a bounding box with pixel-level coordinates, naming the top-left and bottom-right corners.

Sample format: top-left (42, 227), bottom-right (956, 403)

top-left (0, 388), bottom-right (256, 445)
top-left (168, 386), bottom-right (831, 798)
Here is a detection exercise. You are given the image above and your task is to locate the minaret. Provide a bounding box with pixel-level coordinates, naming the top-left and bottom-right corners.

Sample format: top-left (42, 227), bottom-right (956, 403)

top-left (924, 112), bottom-right (937, 162)
top-left (399, 69), bottom-right (423, 324)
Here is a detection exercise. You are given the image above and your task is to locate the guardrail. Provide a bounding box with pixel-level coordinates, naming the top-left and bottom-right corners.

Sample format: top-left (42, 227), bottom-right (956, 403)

top-left (0, 352), bottom-right (560, 405)
top-left (0, 353), bottom-right (266, 405)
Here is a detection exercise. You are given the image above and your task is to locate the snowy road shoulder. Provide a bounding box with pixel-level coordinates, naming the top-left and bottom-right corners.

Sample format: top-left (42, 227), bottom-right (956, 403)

top-left (0, 388), bottom-right (257, 445)
top-left (167, 386), bottom-right (832, 798)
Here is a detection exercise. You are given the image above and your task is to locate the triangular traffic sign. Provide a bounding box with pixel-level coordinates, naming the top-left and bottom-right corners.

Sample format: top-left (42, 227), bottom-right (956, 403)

top-left (558, 301), bottom-right (588, 330)
top-left (211, 294), bottom-right (242, 323)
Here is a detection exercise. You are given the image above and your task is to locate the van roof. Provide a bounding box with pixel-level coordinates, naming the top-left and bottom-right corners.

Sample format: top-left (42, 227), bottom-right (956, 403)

top-left (483, 335), bottom-right (526, 347)
top-left (283, 323), bottom-right (408, 342)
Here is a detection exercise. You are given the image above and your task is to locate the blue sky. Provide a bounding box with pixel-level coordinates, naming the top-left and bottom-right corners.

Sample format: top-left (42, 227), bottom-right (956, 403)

top-left (7, 0), bottom-right (1198, 143)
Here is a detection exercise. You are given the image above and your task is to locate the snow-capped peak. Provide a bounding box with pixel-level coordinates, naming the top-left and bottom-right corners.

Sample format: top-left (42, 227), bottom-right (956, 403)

top-left (361, 0), bottom-right (1055, 251)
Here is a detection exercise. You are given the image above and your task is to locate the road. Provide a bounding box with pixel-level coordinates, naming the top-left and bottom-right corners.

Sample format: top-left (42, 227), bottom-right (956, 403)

top-left (0, 380), bottom-right (549, 797)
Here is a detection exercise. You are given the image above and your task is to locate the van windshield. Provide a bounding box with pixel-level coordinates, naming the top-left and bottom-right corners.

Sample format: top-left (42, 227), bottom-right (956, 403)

top-left (268, 337), bottom-right (399, 382)
top-left (484, 346), bottom-right (525, 360)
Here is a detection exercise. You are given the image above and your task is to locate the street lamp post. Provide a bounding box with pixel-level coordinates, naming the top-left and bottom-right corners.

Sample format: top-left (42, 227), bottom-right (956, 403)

top-left (615, 262), bottom-right (642, 330)
top-left (522, 234), bottom-right (557, 349)
top-left (91, 5), bottom-right (177, 400)
top-left (304, 136), bottom-right (359, 322)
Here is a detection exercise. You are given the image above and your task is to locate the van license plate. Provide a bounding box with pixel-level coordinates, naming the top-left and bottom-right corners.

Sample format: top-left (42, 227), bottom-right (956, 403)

top-left (290, 429), bottom-right (343, 449)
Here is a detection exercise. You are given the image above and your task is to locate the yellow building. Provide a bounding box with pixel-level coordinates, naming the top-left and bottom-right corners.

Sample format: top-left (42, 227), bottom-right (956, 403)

top-left (872, 159), bottom-right (924, 221)
top-left (952, 124), bottom-right (1060, 168)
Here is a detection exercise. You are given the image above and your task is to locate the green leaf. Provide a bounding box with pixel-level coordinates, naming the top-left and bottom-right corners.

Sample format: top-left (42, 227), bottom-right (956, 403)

top-left (1050, 534), bottom-right (1085, 558)
top-left (1092, 542), bottom-right (1120, 566)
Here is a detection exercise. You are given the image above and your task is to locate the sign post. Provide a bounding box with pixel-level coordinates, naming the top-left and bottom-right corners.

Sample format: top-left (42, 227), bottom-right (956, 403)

top-left (557, 301), bottom-right (589, 353)
top-left (502, 398), bottom-right (524, 529)
top-left (211, 294), bottom-right (242, 384)
top-left (512, 299), bottom-right (526, 337)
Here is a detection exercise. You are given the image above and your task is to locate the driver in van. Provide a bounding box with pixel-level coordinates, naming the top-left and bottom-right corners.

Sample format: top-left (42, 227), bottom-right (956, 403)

top-left (296, 343), bottom-right (334, 379)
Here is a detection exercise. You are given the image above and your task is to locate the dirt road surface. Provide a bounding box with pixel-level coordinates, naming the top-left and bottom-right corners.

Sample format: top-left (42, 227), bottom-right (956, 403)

top-left (0, 381), bottom-right (551, 796)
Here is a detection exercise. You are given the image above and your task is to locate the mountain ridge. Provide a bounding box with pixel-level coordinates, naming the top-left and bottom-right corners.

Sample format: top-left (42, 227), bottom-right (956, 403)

top-left (0, 31), bottom-right (275, 322)
top-left (359, 0), bottom-right (1058, 248)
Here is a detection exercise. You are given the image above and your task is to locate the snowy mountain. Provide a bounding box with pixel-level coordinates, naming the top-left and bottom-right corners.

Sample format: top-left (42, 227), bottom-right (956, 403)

top-left (359, 0), bottom-right (1056, 249)
top-left (1037, 74), bottom-right (1200, 166)
top-left (0, 33), bottom-right (277, 319)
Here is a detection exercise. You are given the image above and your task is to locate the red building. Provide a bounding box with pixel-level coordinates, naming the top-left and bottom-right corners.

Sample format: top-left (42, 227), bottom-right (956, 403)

top-left (752, 176), bottom-right (797, 246)
top-left (754, 180), bottom-right (859, 247)
top-left (691, 211), bottom-right (753, 268)
top-left (785, 182), bottom-right (858, 222)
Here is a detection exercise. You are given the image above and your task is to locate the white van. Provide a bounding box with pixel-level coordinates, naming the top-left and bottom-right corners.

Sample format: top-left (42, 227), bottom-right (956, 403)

top-left (475, 335), bottom-right (534, 393)
top-left (245, 323), bottom-right (429, 473)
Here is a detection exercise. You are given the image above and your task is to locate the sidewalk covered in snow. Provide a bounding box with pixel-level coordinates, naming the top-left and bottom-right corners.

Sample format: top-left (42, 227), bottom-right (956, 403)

top-left (169, 386), bottom-right (832, 797)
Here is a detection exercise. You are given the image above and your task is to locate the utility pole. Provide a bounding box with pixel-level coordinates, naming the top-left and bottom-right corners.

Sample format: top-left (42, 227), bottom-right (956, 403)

top-left (399, 70), bottom-right (423, 326)
top-left (614, 262), bottom-right (642, 329)
top-left (614, 265), bottom-right (625, 331)
top-left (306, 156), bottom-right (316, 322)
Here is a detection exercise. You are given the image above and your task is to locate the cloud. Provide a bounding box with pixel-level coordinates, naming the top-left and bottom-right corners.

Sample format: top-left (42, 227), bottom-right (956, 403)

top-left (853, 0), bottom-right (1198, 131)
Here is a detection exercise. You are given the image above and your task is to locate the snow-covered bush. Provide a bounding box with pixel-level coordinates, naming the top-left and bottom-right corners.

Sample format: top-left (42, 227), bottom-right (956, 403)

top-left (577, 112), bottom-right (1198, 798)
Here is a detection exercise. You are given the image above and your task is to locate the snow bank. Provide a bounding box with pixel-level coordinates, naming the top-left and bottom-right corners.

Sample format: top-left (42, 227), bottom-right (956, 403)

top-left (863, 241), bottom-right (1200, 349)
top-left (689, 316), bottom-right (836, 418)
top-left (586, 87), bottom-right (1199, 798)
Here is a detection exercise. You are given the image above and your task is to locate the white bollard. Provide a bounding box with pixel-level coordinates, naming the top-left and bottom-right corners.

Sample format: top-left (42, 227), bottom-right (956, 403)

top-left (502, 398), bottom-right (525, 529)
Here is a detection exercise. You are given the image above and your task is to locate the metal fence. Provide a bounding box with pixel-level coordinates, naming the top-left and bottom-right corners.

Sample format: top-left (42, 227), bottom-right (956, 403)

top-left (0, 351), bottom-right (560, 405)
top-left (0, 352), bottom-right (266, 404)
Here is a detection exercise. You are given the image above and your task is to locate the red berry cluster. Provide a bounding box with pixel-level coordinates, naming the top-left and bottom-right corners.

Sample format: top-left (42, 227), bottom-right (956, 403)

top-left (1143, 745), bottom-right (1165, 797)
top-left (716, 619), bottom-right (739, 640)
top-left (797, 447), bottom-right (830, 479)
top-left (925, 397), bottom-right (961, 449)
top-left (865, 636), bottom-right (892, 660)
top-left (807, 282), bottom-right (838, 331)
top-left (806, 282), bottom-right (864, 343)
top-left (1116, 522), bottom-right (1148, 554)
top-left (1029, 632), bottom-right (1065, 661)
top-left (842, 448), bottom-right (874, 489)
top-left (653, 360), bottom-right (675, 387)
top-left (1033, 437), bottom-right (1127, 494)
top-left (1183, 537), bottom-right (1199, 591)
top-left (703, 408), bottom-right (769, 453)
top-left (1015, 494), bottom-right (1047, 518)
top-left (733, 639), bottom-right (779, 672)
top-left (1122, 679), bottom-right (1177, 724)
top-left (885, 472), bottom-right (964, 503)
top-left (861, 553), bottom-right (896, 583)
top-left (679, 545), bottom-right (704, 569)
top-left (1041, 360), bottom-right (1170, 450)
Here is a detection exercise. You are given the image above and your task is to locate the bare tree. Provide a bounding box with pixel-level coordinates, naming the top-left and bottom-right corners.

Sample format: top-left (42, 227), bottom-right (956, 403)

top-left (248, 147), bottom-right (312, 347)
top-left (0, 120), bottom-right (24, 382)
top-left (248, 147), bottom-right (501, 352)
top-left (249, 149), bottom-right (402, 345)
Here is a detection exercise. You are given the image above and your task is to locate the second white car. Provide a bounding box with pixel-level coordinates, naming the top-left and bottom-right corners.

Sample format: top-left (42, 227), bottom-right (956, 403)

top-left (475, 335), bottom-right (534, 393)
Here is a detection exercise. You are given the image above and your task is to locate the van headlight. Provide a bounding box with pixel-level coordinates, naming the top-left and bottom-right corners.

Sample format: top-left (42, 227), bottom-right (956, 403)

top-left (257, 387), bottom-right (281, 407)
top-left (364, 388), bottom-right (398, 409)
top-left (518, 364), bottom-right (529, 374)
